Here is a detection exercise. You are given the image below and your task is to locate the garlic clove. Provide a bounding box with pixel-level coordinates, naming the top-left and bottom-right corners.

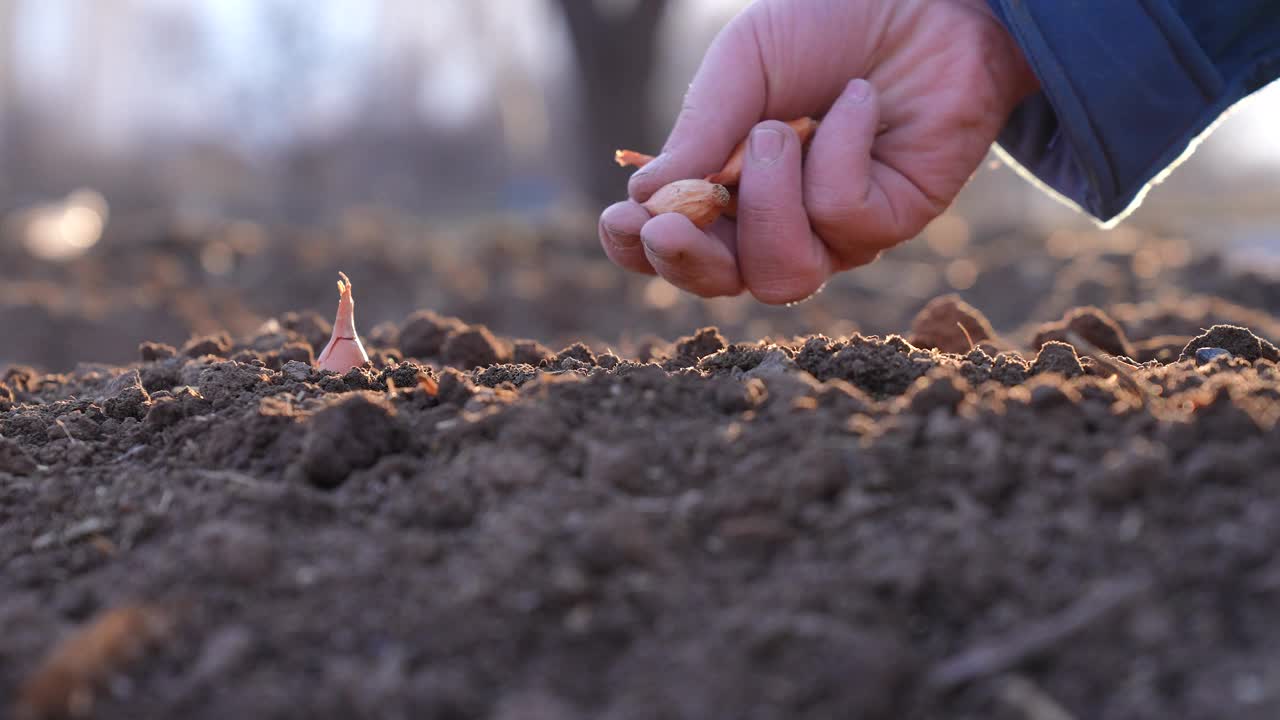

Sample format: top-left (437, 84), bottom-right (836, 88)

top-left (316, 271), bottom-right (370, 373)
top-left (641, 179), bottom-right (730, 229)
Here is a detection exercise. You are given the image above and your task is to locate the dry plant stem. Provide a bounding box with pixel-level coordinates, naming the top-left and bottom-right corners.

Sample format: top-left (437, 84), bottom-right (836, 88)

top-left (316, 271), bottom-right (370, 373)
top-left (706, 116), bottom-right (819, 185)
top-left (998, 676), bottom-right (1079, 720)
top-left (614, 149), bottom-right (656, 168)
top-left (956, 322), bottom-right (976, 352)
top-left (926, 576), bottom-right (1149, 691)
top-left (1063, 331), bottom-right (1150, 408)
top-left (614, 116), bottom-right (819, 186)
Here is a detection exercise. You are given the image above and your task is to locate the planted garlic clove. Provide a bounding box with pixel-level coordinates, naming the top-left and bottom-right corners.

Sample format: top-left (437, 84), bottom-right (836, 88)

top-left (316, 271), bottom-right (370, 373)
top-left (641, 179), bottom-right (730, 229)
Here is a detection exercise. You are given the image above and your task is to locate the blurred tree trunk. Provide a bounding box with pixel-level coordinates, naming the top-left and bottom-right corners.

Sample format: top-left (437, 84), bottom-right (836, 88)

top-left (0, 0), bottom-right (15, 201)
top-left (555, 0), bottom-right (669, 209)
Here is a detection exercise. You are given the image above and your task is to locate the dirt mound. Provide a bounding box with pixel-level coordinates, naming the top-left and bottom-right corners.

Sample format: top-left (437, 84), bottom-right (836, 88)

top-left (2, 296), bottom-right (1279, 720)
top-left (1179, 324), bottom-right (1280, 364)
top-left (908, 294), bottom-right (997, 354)
top-left (1032, 306), bottom-right (1135, 359)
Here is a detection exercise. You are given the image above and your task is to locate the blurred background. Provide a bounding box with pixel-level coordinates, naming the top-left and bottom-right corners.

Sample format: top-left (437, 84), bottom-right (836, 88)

top-left (1, 0), bottom-right (1278, 370)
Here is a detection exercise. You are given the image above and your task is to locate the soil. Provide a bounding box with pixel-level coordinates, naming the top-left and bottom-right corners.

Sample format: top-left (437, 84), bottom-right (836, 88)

top-left (3, 267), bottom-right (1280, 719)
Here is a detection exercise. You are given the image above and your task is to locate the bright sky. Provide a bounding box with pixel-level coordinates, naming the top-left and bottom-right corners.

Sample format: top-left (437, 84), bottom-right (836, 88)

top-left (1216, 80), bottom-right (1280, 168)
top-left (10, 0), bottom-right (1280, 168)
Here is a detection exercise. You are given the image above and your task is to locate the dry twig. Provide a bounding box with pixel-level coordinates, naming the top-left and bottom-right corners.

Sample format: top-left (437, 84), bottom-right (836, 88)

top-left (1063, 331), bottom-right (1151, 407)
top-left (926, 576), bottom-right (1150, 691)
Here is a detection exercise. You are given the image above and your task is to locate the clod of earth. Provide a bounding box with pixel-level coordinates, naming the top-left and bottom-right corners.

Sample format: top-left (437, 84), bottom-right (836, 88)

top-left (1180, 324), bottom-right (1280, 363)
top-left (15, 605), bottom-right (175, 720)
top-left (909, 294), bottom-right (996, 354)
top-left (1032, 306), bottom-right (1135, 359)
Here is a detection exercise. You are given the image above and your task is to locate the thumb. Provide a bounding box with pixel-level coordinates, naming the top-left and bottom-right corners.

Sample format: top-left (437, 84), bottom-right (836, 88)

top-left (628, 17), bottom-right (766, 202)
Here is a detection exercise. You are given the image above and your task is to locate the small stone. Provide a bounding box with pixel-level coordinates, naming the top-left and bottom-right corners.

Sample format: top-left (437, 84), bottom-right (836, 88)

top-left (282, 360), bottom-right (312, 382)
top-left (1180, 325), bottom-right (1280, 363)
top-left (1194, 347), bottom-right (1232, 365)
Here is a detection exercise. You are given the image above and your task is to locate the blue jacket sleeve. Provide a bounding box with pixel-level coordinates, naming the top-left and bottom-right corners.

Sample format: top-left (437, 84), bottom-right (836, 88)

top-left (985, 0), bottom-right (1280, 224)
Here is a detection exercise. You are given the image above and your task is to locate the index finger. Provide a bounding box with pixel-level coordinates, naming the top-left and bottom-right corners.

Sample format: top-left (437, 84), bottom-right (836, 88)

top-left (627, 16), bottom-right (767, 202)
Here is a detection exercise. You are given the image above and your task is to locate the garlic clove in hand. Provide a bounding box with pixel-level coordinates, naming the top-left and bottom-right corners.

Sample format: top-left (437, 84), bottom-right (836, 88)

top-left (641, 179), bottom-right (730, 229)
top-left (316, 271), bottom-right (370, 373)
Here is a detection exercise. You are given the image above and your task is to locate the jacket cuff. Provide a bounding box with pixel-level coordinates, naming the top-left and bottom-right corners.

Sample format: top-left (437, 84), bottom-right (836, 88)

top-left (986, 0), bottom-right (1226, 223)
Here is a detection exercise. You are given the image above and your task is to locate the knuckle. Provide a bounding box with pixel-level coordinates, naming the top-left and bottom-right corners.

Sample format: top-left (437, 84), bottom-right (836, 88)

top-left (804, 181), bottom-right (861, 228)
top-left (822, 231), bottom-right (897, 269)
top-left (738, 199), bottom-right (794, 235)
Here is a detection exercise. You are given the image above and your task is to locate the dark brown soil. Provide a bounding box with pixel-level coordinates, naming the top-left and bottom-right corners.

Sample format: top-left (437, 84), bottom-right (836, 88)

top-left (3, 291), bottom-right (1280, 720)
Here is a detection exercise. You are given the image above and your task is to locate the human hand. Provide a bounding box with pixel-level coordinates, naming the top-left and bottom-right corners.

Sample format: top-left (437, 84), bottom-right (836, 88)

top-left (599, 0), bottom-right (1038, 304)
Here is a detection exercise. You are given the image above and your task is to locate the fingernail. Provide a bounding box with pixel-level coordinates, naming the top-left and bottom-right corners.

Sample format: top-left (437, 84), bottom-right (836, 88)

top-left (604, 224), bottom-right (639, 247)
top-left (640, 234), bottom-right (673, 262)
top-left (749, 128), bottom-right (785, 165)
top-left (846, 79), bottom-right (871, 104)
